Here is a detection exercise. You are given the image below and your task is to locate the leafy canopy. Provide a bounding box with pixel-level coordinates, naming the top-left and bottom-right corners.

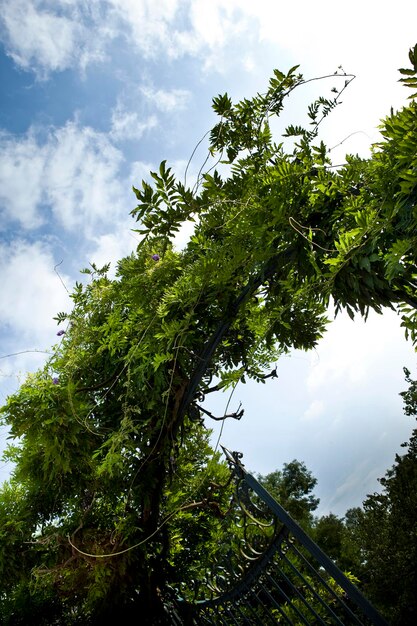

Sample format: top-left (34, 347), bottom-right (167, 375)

top-left (1, 46), bottom-right (417, 623)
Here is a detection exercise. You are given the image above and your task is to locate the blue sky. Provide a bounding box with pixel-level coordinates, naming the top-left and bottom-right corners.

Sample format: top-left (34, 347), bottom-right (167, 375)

top-left (0, 0), bottom-right (416, 516)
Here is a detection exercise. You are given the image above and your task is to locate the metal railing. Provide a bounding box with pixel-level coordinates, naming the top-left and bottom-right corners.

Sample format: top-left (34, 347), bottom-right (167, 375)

top-left (175, 448), bottom-right (388, 626)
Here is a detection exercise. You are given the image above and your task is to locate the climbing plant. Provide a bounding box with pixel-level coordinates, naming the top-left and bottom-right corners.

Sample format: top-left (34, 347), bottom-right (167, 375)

top-left (1, 45), bottom-right (417, 624)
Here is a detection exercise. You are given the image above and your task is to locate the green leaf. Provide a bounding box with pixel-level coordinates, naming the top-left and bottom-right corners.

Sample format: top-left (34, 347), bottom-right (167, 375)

top-left (358, 257), bottom-right (371, 272)
top-left (398, 68), bottom-right (416, 76)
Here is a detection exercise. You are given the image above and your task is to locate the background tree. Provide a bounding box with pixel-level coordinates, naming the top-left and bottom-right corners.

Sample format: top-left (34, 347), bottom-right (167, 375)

top-left (310, 367), bottom-right (417, 625)
top-left (338, 506), bottom-right (368, 577)
top-left (344, 367), bottom-right (417, 625)
top-left (313, 513), bottom-right (345, 561)
top-left (258, 460), bottom-right (319, 528)
top-left (0, 46), bottom-right (417, 623)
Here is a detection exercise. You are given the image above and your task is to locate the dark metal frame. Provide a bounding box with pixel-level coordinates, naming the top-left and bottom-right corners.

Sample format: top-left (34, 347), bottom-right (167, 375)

top-left (175, 448), bottom-right (388, 626)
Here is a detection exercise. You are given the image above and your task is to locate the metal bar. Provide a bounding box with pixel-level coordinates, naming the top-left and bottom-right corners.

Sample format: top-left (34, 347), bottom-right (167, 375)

top-left (284, 538), bottom-right (363, 625)
top-left (223, 603), bottom-right (241, 625)
top-left (232, 595), bottom-right (267, 626)
top-left (264, 560), bottom-right (331, 625)
top-left (253, 583), bottom-right (291, 626)
top-left (195, 526), bottom-right (288, 608)
top-left (276, 541), bottom-right (348, 625)
top-left (234, 599), bottom-right (263, 626)
top-left (242, 470), bottom-right (388, 626)
top-left (263, 570), bottom-right (313, 626)
top-left (256, 573), bottom-right (300, 625)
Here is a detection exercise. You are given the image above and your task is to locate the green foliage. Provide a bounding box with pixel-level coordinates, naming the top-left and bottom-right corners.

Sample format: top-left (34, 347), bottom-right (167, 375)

top-left (258, 460), bottom-right (319, 528)
top-left (313, 513), bottom-right (345, 561)
top-left (399, 44), bottom-right (417, 99)
top-left (1, 45), bottom-right (417, 622)
top-left (279, 567), bottom-right (361, 624)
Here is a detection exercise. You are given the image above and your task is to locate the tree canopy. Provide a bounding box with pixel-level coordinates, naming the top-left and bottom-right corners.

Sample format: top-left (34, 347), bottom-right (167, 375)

top-left (258, 460), bottom-right (319, 528)
top-left (1, 45), bottom-right (417, 623)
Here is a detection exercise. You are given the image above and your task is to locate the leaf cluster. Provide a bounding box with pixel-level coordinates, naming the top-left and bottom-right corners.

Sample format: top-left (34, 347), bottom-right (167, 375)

top-left (399, 44), bottom-right (417, 99)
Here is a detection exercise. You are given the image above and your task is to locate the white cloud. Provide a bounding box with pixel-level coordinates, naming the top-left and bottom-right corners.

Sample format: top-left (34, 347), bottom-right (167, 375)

top-left (1, 1), bottom-right (247, 75)
top-left (0, 239), bottom-right (72, 344)
top-left (0, 1), bottom-right (262, 76)
top-left (129, 159), bottom-right (156, 185)
top-left (0, 0), bottom-right (117, 77)
top-left (87, 227), bottom-right (139, 277)
top-left (302, 399), bottom-right (324, 422)
top-left (110, 103), bottom-right (158, 141)
top-left (306, 309), bottom-right (410, 394)
top-left (207, 306), bottom-right (415, 515)
top-left (2, 0), bottom-right (416, 101)
top-left (46, 124), bottom-right (126, 231)
top-left (0, 0), bottom-right (81, 75)
top-left (0, 130), bottom-right (47, 229)
top-left (166, 1), bottom-right (257, 72)
top-left (0, 122), bottom-right (130, 236)
top-left (140, 86), bottom-right (191, 112)
top-left (181, 0), bottom-right (248, 57)
top-left (107, 0), bottom-right (180, 57)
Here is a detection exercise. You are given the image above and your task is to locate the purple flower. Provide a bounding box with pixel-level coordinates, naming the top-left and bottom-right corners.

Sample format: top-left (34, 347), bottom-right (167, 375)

top-left (52, 377), bottom-right (59, 385)
top-left (57, 330), bottom-right (65, 336)
top-left (151, 254), bottom-right (160, 262)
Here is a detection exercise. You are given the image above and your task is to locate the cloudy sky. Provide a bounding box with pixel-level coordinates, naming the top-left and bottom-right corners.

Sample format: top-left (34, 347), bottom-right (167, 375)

top-left (0, 0), bottom-right (416, 517)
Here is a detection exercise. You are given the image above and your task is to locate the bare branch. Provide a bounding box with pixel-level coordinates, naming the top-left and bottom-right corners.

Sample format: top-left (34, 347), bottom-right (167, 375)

top-left (196, 401), bottom-right (244, 422)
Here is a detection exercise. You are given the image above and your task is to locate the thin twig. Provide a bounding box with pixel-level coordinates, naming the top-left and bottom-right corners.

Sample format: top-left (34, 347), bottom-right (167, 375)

top-left (54, 260), bottom-right (69, 293)
top-left (0, 349), bottom-right (51, 360)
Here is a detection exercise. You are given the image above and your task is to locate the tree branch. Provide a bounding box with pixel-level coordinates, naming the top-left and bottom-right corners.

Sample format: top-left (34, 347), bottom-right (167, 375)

top-left (175, 255), bottom-right (280, 426)
top-left (196, 402), bottom-right (244, 422)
